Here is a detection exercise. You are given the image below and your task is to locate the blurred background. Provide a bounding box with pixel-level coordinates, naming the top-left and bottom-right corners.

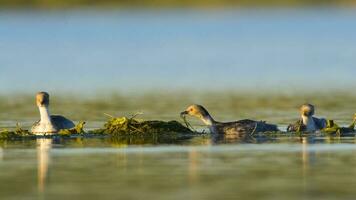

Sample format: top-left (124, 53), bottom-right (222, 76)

top-left (1, 0), bottom-right (356, 127)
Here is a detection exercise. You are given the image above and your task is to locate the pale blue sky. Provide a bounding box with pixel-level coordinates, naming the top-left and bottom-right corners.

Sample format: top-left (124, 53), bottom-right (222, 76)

top-left (1, 9), bottom-right (355, 95)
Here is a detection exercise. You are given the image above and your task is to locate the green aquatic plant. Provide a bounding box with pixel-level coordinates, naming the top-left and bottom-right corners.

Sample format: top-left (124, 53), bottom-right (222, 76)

top-left (58, 122), bottom-right (86, 136)
top-left (14, 123), bottom-right (32, 136)
top-left (181, 114), bottom-right (198, 132)
top-left (0, 122), bottom-right (87, 139)
top-left (322, 120), bottom-right (341, 135)
top-left (0, 123), bottom-right (33, 139)
top-left (100, 115), bottom-right (194, 135)
top-left (0, 115), bottom-right (195, 140)
top-left (322, 120), bottom-right (345, 137)
top-left (322, 116), bottom-right (356, 136)
top-left (0, 129), bottom-right (17, 139)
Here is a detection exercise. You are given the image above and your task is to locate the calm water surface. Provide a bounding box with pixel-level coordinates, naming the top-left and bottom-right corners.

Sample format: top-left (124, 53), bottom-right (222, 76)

top-left (1, 137), bottom-right (356, 200)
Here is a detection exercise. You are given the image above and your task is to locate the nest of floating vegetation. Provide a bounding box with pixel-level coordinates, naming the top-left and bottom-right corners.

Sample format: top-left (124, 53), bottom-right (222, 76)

top-left (0, 122), bottom-right (87, 139)
top-left (0, 115), bottom-right (197, 140)
top-left (90, 115), bottom-right (195, 135)
top-left (1, 113), bottom-right (354, 140)
top-left (321, 119), bottom-right (356, 136)
top-left (0, 123), bottom-right (33, 139)
top-left (285, 118), bottom-right (356, 137)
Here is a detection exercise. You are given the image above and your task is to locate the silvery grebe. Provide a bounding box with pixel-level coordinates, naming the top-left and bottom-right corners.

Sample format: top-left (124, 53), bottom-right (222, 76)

top-left (287, 103), bottom-right (327, 132)
top-left (180, 104), bottom-right (279, 136)
top-left (31, 92), bottom-right (75, 135)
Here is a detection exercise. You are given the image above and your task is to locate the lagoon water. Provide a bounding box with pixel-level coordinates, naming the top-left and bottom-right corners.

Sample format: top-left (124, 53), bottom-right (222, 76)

top-left (2, 137), bottom-right (356, 200)
top-left (1, 9), bottom-right (356, 200)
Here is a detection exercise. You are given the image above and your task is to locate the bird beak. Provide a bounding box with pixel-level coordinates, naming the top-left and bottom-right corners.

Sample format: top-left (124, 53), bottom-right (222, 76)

top-left (180, 111), bottom-right (188, 118)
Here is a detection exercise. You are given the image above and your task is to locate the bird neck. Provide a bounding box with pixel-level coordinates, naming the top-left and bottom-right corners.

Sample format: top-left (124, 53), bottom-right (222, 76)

top-left (200, 114), bottom-right (216, 126)
top-left (301, 115), bottom-right (316, 131)
top-left (39, 106), bottom-right (52, 124)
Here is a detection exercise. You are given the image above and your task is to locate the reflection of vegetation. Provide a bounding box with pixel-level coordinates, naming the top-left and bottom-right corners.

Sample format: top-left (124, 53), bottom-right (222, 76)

top-left (108, 134), bottom-right (194, 145)
top-left (0, 0), bottom-right (355, 8)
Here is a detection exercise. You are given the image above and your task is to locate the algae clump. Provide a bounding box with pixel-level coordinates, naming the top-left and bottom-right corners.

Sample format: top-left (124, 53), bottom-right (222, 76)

top-left (58, 122), bottom-right (86, 136)
top-left (322, 116), bottom-right (356, 136)
top-left (0, 129), bottom-right (17, 139)
top-left (1, 122), bottom-right (87, 139)
top-left (322, 120), bottom-right (342, 135)
top-left (0, 123), bottom-right (33, 139)
top-left (99, 116), bottom-right (194, 135)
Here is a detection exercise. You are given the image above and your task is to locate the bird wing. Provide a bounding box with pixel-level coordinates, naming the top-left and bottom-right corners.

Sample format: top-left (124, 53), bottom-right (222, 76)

top-left (51, 115), bottom-right (75, 130)
top-left (215, 119), bottom-right (258, 135)
top-left (313, 117), bottom-right (327, 130)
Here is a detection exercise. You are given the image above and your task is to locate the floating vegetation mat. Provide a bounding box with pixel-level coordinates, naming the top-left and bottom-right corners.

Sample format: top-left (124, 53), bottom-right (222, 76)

top-left (0, 115), bottom-right (200, 140)
top-left (0, 122), bottom-right (86, 140)
top-left (0, 123), bottom-right (33, 139)
top-left (287, 119), bottom-right (355, 137)
top-left (89, 115), bottom-right (197, 136)
top-left (321, 119), bottom-right (355, 136)
top-left (1, 114), bottom-right (355, 141)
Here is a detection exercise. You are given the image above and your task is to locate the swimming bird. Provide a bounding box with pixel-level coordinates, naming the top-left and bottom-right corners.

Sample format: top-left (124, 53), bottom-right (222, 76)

top-left (287, 103), bottom-right (327, 132)
top-left (31, 92), bottom-right (75, 135)
top-left (180, 104), bottom-right (279, 136)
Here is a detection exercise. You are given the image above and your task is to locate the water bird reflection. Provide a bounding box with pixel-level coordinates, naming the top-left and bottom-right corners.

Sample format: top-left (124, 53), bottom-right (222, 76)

top-left (37, 138), bottom-right (52, 193)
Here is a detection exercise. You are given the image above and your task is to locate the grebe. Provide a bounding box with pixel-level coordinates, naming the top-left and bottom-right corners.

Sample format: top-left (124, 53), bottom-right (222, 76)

top-left (287, 103), bottom-right (327, 132)
top-left (31, 92), bottom-right (75, 135)
top-left (180, 104), bottom-right (279, 136)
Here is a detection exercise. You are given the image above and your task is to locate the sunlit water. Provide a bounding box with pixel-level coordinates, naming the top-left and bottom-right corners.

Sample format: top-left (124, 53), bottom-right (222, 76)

top-left (1, 137), bottom-right (356, 200)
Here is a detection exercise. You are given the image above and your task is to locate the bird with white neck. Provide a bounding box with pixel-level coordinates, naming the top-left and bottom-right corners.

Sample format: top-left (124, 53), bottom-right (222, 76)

top-left (31, 92), bottom-right (75, 135)
top-left (180, 104), bottom-right (279, 136)
top-left (287, 104), bottom-right (327, 132)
